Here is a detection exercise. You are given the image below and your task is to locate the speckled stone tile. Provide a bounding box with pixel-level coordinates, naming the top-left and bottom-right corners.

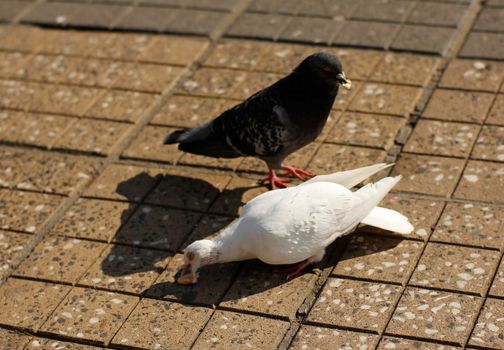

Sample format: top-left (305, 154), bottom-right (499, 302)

top-left (0, 51), bottom-right (32, 79)
top-left (490, 260), bottom-right (504, 297)
top-left (210, 176), bottom-right (268, 216)
top-left (0, 25), bottom-right (47, 52)
top-left (146, 253), bottom-right (239, 306)
top-left (233, 71), bottom-right (284, 100)
top-left (432, 203), bottom-right (504, 249)
top-left (472, 126), bottom-right (504, 162)
top-left (253, 44), bottom-right (319, 74)
top-left (14, 236), bottom-right (106, 284)
top-left (84, 164), bottom-right (160, 202)
top-left (51, 198), bottom-right (136, 242)
top-left (308, 144), bottom-right (386, 175)
top-left (333, 235), bottom-right (422, 284)
top-left (332, 80), bottom-right (361, 111)
top-left (112, 64), bottom-right (184, 93)
top-left (15, 54), bottom-right (74, 83)
top-left (41, 287), bottom-right (138, 344)
top-left (0, 278), bottom-right (70, 330)
top-left (331, 48), bottom-right (383, 81)
top-left (307, 278), bottom-right (401, 331)
top-left (145, 170), bottom-right (231, 211)
top-left (61, 58), bottom-right (126, 88)
top-left (439, 59), bottom-right (504, 92)
top-left (79, 244), bottom-right (171, 294)
top-left (121, 125), bottom-right (180, 163)
top-left (25, 338), bottom-right (102, 349)
top-left (111, 299), bottom-right (212, 349)
top-left (327, 112), bottom-right (405, 149)
top-left (423, 89), bottom-right (494, 124)
top-left (0, 230), bottom-right (32, 278)
top-left (137, 36), bottom-right (208, 65)
top-left (114, 205), bottom-right (201, 250)
top-left (377, 336), bottom-right (459, 350)
top-left (176, 68), bottom-right (247, 98)
top-left (0, 328), bottom-right (31, 350)
top-left (0, 190), bottom-right (61, 233)
top-left (410, 243), bottom-right (500, 295)
top-left (387, 287), bottom-right (480, 344)
top-left (377, 194), bottom-right (445, 241)
top-left (191, 310), bottom-right (289, 350)
top-left (204, 40), bottom-right (273, 71)
top-left (404, 120), bottom-right (479, 157)
top-left (488, 94), bottom-right (504, 126)
top-left (0, 147), bottom-right (37, 189)
top-left (84, 90), bottom-right (158, 123)
top-left (291, 326), bottom-right (379, 350)
top-left (454, 160), bottom-right (504, 203)
top-left (181, 214), bottom-right (235, 250)
top-left (349, 83), bottom-right (421, 117)
top-left (221, 261), bottom-right (318, 319)
top-left (333, 21), bottom-right (399, 50)
top-left (54, 119), bottom-right (129, 156)
top-left (371, 53), bottom-right (439, 86)
top-left (392, 154), bottom-right (465, 197)
top-left (468, 298), bottom-right (504, 349)
top-left (178, 151), bottom-right (243, 171)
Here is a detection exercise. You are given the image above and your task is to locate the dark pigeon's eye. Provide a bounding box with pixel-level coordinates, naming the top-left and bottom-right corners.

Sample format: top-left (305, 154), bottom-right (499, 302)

top-left (322, 66), bottom-right (332, 73)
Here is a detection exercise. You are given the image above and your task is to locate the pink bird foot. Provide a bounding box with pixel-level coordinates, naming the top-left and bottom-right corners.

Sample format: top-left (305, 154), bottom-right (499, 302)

top-left (258, 169), bottom-right (291, 190)
top-left (273, 259), bottom-right (312, 280)
top-left (281, 165), bottom-right (315, 181)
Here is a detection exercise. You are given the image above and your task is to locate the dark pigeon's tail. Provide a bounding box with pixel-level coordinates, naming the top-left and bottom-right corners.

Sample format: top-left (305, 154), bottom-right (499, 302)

top-left (163, 130), bottom-right (187, 144)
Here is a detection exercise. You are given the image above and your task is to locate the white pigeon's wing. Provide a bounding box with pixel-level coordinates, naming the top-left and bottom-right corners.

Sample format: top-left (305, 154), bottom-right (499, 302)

top-left (361, 206), bottom-right (414, 234)
top-left (301, 163), bottom-right (393, 189)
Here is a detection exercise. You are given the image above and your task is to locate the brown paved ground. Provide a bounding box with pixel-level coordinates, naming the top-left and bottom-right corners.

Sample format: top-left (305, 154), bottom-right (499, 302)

top-left (1, 0), bottom-right (504, 349)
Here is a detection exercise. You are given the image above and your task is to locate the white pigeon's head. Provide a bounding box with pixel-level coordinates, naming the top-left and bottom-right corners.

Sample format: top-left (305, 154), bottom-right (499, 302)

top-left (177, 239), bottom-right (219, 285)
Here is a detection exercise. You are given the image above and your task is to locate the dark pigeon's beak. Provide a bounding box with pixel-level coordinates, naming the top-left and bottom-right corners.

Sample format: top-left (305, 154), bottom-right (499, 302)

top-left (337, 72), bottom-right (352, 89)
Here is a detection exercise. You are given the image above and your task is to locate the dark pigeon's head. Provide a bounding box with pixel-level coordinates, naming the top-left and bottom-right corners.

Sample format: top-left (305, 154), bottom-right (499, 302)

top-left (295, 52), bottom-right (351, 90)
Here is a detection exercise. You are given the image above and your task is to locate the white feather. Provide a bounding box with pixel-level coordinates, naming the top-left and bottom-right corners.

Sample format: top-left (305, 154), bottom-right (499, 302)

top-left (362, 206), bottom-right (414, 234)
top-left (302, 163), bottom-right (394, 188)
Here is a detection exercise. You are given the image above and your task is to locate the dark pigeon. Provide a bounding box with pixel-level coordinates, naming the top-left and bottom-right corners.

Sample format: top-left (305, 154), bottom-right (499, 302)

top-left (164, 52), bottom-right (351, 189)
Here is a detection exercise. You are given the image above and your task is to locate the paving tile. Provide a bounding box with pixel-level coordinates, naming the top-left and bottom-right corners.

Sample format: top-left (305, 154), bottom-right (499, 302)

top-left (187, 0), bottom-right (239, 11)
top-left (279, 16), bottom-right (343, 44)
top-left (146, 253), bottom-right (239, 306)
top-left (221, 261), bottom-right (318, 319)
top-left (191, 310), bottom-right (289, 350)
top-left (439, 59), bottom-right (504, 92)
top-left (210, 176), bottom-right (268, 216)
top-left (61, 59), bottom-right (126, 88)
top-left (327, 112), bottom-right (405, 149)
top-left (177, 149), bottom-right (243, 170)
top-left (0, 328), bottom-right (31, 350)
top-left (84, 164), bottom-right (160, 202)
top-left (204, 40), bottom-right (273, 70)
top-left (181, 214), bottom-right (235, 249)
top-left (468, 298), bottom-right (504, 349)
top-left (25, 338), bottom-right (102, 349)
top-left (454, 160), bottom-right (504, 203)
top-left (0, 51), bottom-right (32, 79)
top-left (308, 144), bottom-right (386, 175)
top-left (351, 0), bottom-right (414, 22)
top-left (232, 71), bottom-right (284, 100)
top-left (307, 278), bottom-right (401, 331)
top-left (488, 94), bottom-right (504, 125)
top-left (332, 79), bottom-right (361, 110)
top-left (410, 243), bottom-right (500, 295)
top-left (349, 83), bottom-right (421, 117)
top-left (432, 203), bottom-right (504, 250)
top-left (460, 32), bottom-right (504, 61)
top-left (79, 244), bottom-right (171, 294)
top-left (144, 170), bottom-right (231, 211)
top-left (404, 120), bottom-right (479, 157)
top-left (14, 236), bottom-right (106, 284)
top-left (0, 278), bottom-right (70, 330)
top-left (114, 6), bottom-right (178, 32)
top-left (253, 43), bottom-right (319, 74)
top-left (66, 3), bottom-right (128, 29)
top-left (391, 25), bottom-right (455, 55)
top-left (370, 53), bottom-right (439, 86)
top-left (247, 0), bottom-right (303, 14)
top-left (0, 1), bottom-right (31, 22)
top-left (41, 287), bottom-right (138, 344)
top-left (407, 2), bottom-right (467, 27)
top-left (473, 8), bottom-right (504, 32)
top-left (111, 299), bottom-right (212, 349)
top-left (490, 260), bottom-right (504, 297)
top-left (112, 64), bottom-right (184, 93)
top-left (20, 2), bottom-right (80, 26)
top-left (0, 25), bottom-right (47, 52)
top-left (291, 326), bottom-right (379, 350)
top-left (227, 13), bottom-right (291, 40)
top-left (0, 230), bottom-right (32, 278)
top-left (333, 234), bottom-right (422, 284)
top-left (114, 205), bottom-right (201, 250)
top-left (164, 9), bottom-right (226, 35)
top-left (121, 125), bottom-right (181, 163)
top-left (392, 154), bottom-right (465, 197)
top-left (387, 287), bottom-right (480, 344)
top-left (15, 54), bottom-right (72, 83)
top-left (378, 336), bottom-right (459, 350)
top-left (177, 67), bottom-right (247, 98)
top-left (472, 126), bottom-right (504, 162)
top-left (423, 89), bottom-right (494, 123)
top-left (0, 190), bottom-right (61, 233)
top-left (0, 147), bottom-right (36, 189)
top-left (333, 20), bottom-right (399, 49)
top-left (0, 111), bottom-right (72, 149)
top-left (297, 0), bottom-right (359, 18)
top-left (51, 198), bottom-right (136, 242)
top-left (138, 35), bottom-right (208, 65)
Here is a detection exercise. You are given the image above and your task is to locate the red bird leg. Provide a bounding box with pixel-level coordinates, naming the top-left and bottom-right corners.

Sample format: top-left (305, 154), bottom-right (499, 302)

top-left (281, 165), bottom-right (315, 181)
top-left (258, 169), bottom-right (291, 190)
top-left (274, 259), bottom-right (312, 280)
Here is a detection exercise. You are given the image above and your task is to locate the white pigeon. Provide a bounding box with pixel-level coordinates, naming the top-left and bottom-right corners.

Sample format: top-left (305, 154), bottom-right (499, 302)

top-left (177, 163), bottom-right (414, 285)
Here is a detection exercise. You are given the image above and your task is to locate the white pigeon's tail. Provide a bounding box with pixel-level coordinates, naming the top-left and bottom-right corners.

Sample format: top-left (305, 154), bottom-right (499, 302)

top-left (361, 207), bottom-right (413, 234)
top-left (302, 163), bottom-right (394, 189)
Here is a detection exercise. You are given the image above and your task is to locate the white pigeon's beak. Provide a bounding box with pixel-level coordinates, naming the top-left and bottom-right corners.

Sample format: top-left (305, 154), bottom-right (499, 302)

top-left (177, 263), bottom-right (198, 285)
top-left (337, 72), bottom-right (352, 89)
